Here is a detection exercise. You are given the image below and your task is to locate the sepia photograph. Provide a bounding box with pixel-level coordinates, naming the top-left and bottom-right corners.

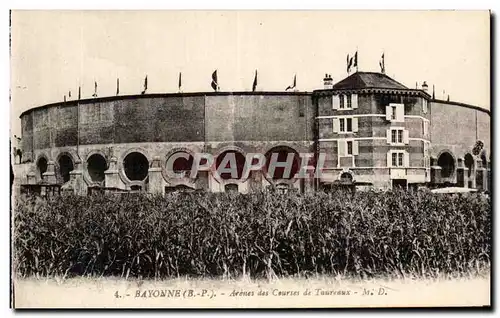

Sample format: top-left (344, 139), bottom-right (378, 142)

top-left (9, 9), bottom-right (491, 309)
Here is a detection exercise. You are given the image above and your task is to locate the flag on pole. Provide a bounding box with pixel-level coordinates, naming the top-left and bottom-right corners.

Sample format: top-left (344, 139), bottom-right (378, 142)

top-left (379, 53), bottom-right (385, 74)
top-left (211, 70), bottom-right (218, 91)
top-left (92, 81), bottom-right (97, 97)
top-left (64, 95), bottom-right (66, 102)
top-left (347, 54), bottom-right (354, 74)
top-left (252, 70), bottom-right (258, 92)
top-left (178, 72), bottom-right (182, 92)
top-left (142, 75), bottom-right (148, 94)
top-left (432, 84), bottom-right (435, 99)
top-left (285, 74), bottom-right (296, 91)
top-left (78, 86), bottom-right (81, 100)
top-left (68, 90), bottom-right (71, 99)
top-left (116, 78), bottom-right (120, 96)
top-left (353, 51), bottom-right (358, 71)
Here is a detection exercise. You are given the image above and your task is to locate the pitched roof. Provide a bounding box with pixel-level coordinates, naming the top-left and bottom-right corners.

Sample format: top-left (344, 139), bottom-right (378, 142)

top-left (331, 72), bottom-right (408, 90)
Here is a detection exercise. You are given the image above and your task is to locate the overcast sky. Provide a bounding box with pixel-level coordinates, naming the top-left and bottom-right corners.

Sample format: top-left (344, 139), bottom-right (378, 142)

top-left (10, 10), bottom-right (490, 137)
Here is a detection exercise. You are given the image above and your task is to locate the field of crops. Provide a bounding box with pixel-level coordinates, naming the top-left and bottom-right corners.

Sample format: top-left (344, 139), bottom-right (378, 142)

top-left (13, 189), bottom-right (491, 280)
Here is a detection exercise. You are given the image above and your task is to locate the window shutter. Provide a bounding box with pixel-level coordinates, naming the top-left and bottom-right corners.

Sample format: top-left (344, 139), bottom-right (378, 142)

top-left (386, 105), bottom-right (392, 121)
top-left (332, 118), bottom-right (339, 133)
top-left (353, 140), bottom-right (359, 155)
top-left (386, 129), bottom-right (391, 144)
top-left (352, 118), bottom-right (358, 132)
top-left (387, 152), bottom-right (392, 167)
top-left (332, 95), bottom-right (340, 110)
top-left (404, 152), bottom-right (410, 167)
top-left (397, 104), bottom-right (405, 122)
top-left (338, 140), bottom-right (346, 157)
top-left (403, 130), bottom-right (409, 144)
top-left (352, 94), bottom-right (358, 109)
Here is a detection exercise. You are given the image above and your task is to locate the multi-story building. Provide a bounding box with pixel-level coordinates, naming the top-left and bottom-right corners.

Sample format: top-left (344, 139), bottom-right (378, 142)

top-left (12, 71), bottom-right (490, 195)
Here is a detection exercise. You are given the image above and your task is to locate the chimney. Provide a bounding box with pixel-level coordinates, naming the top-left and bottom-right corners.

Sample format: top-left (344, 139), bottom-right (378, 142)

top-left (421, 81), bottom-right (428, 93)
top-left (323, 73), bottom-right (333, 89)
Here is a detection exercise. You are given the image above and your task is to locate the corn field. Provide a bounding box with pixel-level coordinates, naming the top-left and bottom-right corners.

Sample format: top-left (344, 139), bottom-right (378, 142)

top-left (13, 190), bottom-right (491, 279)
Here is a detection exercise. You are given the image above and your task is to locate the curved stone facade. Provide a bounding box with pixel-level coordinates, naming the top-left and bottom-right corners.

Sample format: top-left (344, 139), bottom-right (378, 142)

top-left (15, 72), bottom-right (491, 194)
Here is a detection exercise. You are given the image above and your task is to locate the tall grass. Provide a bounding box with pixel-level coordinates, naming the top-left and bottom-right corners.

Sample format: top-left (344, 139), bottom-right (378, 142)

top-left (13, 190), bottom-right (491, 280)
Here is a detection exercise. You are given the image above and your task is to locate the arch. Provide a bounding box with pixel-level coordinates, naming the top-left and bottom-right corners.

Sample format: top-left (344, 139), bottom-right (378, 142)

top-left (340, 172), bottom-right (353, 183)
top-left (56, 153), bottom-right (75, 184)
top-left (36, 156), bottom-right (48, 181)
top-left (263, 146), bottom-right (301, 183)
top-left (87, 153), bottom-right (108, 183)
top-left (224, 183), bottom-right (239, 193)
top-left (214, 149), bottom-right (247, 181)
top-left (123, 152), bottom-right (149, 181)
top-left (437, 151), bottom-right (455, 178)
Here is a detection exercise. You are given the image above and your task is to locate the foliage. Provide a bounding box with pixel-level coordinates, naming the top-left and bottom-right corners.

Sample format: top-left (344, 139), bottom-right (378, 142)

top-left (13, 189), bottom-right (491, 279)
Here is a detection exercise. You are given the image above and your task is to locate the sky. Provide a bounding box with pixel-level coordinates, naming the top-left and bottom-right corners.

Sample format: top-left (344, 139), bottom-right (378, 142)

top-left (9, 10), bottom-right (490, 138)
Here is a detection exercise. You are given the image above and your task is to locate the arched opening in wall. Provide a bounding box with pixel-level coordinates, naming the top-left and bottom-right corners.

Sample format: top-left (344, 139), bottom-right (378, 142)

top-left (169, 152), bottom-right (194, 175)
top-left (340, 172), bottom-right (353, 183)
top-left (437, 152), bottom-right (455, 179)
top-left (87, 154), bottom-right (107, 182)
top-left (58, 155), bottom-right (74, 184)
top-left (124, 152), bottom-right (149, 181)
top-left (264, 146), bottom-right (301, 180)
top-left (37, 157), bottom-right (48, 181)
top-left (224, 183), bottom-right (239, 193)
top-left (15, 149), bottom-right (22, 164)
top-left (215, 150), bottom-right (246, 180)
top-left (275, 183), bottom-right (290, 194)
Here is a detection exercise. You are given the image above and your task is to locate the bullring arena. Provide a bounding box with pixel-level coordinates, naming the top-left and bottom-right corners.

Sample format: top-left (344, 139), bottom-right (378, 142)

top-left (12, 71), bottom-right (491, 195)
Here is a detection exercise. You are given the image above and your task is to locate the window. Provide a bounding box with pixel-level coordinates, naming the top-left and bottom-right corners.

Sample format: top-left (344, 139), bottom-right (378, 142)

top-left (338, 117), bottom-right (357, 133)
top-left (339, 139), bottom-right (358, 157)
top-left (391, 129), bottom-right (403, 143)
top-left (339, 94), bottom-right (352, 109)
top-left (387, 128), bottom-right (408, 145)
top-left (388, 150), bottom-right (408, 168)
top-left (386, 103), bottom-right (404, 122)
top-left (391, 152), bottom-right (404, 167)
top-left (347, 141), bottom-right (353, 155)
top-left (333, 94), bottom-right (358, 110)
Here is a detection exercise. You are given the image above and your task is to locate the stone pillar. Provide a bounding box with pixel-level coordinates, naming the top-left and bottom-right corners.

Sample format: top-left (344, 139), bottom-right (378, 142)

top-left (69, 160), bottom-right (86, 195)
top-left (148, 156), bottom-right (164, 195)
top-left (27, 172), bottom-right (36, 185)
top-left (475, 159), bottom-right (484, 190)
top-left (456, 158), bottom-right (465, 187)
top-left (42, 160), bottom-right (57, 184)
top-left (430, 165), bottom-right (441, 185)
top-left (104, 156), bottom-right (121, 189)
top-left (248, 170), bottom-right (264, 192)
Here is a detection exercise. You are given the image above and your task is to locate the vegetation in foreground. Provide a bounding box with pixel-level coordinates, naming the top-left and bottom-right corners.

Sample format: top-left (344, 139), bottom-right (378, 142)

top-left (13, 190), bottom-right (491, 280)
